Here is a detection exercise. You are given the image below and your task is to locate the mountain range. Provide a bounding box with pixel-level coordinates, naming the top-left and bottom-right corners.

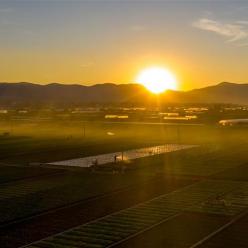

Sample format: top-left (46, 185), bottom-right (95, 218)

top-left (0, 82), bottom-right (247, 106)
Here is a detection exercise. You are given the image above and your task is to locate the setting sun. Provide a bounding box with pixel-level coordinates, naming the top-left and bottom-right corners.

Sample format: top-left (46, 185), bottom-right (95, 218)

top-left (136, 67), bottom-right (177, 94)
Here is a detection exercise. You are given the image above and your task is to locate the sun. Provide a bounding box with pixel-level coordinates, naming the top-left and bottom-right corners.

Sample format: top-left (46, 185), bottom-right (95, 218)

top-left (136, 67), bottom-right (177, 94)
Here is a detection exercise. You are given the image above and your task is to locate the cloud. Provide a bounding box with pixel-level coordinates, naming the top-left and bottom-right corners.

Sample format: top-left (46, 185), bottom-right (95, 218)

top-left (237, 42), bottom-right (248, 47)
top-left (236, 21), bottom-right (248, 25)
top-left (193, 18), bottom-right (248, 44)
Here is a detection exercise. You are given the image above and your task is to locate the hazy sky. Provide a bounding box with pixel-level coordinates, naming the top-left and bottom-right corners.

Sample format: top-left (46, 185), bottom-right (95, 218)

top-left (0, 0), bottom-right (248, 90)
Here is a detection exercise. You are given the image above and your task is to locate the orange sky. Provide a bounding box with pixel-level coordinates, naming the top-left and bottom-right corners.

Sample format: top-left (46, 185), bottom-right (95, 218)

top-left (0, 1), bottom-right (248, 90)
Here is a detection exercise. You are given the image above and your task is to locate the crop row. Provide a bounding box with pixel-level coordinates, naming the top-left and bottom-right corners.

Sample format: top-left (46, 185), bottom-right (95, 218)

top-left (0, 174), bottom-right (66, 200)
top-left (189, 182), bottom-right (248, 215)
top-left (26, 179), bottom-right (248, 248)
top-left (0, 165), bottom-right (61, 185)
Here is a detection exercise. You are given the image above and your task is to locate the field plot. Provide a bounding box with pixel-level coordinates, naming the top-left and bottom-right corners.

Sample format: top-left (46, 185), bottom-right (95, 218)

top-left (0, 165), bottom-right (62, 184)
top-left (2, 167), bottom-right (192, 225)
top-left (211, 163), bottom-right (248, 181)
top-left (0, 175), bottom-right (195, 248)
top-left (188, 181), bottom-right (248, 216)
top-left (115, 213), bottom-right (229, 248)
top-left (0, 174), bottom-right (69, 200)
top-left (198, 213), bottom-right (248, 248)
top-left (49, 144), bottom-right (197, 168)
top-left (156, 147), bottom-right (248, 177)
top-left (0, 174), bottom-right (74, 223)
top-left (24, 180), bottom-right (248, 248)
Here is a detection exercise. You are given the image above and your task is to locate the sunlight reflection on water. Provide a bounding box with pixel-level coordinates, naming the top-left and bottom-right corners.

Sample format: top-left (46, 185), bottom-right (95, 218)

top-left (49, 144), bottom-right (198, 168)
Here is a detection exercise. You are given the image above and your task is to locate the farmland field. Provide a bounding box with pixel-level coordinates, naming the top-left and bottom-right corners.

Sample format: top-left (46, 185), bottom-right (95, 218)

top-left (0, 120), bottom-right (248, 247)
top-left (22, 180), bottom-right (248, 248)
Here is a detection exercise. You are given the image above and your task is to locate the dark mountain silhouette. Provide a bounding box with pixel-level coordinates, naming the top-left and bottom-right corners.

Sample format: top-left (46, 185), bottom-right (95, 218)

top-left (0, 82), bottom-right (151, 106)
top-left (0, 82), bottom-right (247, 106)
top-left (185, 82), bottom-right (248, 104)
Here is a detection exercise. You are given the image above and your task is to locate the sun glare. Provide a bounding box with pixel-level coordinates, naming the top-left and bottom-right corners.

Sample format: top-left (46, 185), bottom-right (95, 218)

top-left (136, 67), bottom-right (177, 94)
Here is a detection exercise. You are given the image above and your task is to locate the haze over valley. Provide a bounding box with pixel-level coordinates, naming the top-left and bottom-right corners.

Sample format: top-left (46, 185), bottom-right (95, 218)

top-left (1, 1), bottom-right (248, 248)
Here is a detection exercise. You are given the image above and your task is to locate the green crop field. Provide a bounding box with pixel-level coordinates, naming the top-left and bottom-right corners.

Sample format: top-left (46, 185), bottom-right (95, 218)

top-left (24, 180), bottom-right (248, 248)
top-left (0, 120), bottom-right (247, 165)
top-left (1, 120), bottom-right (248, 247)
top-left (0, 142), bottom-right (245, 225)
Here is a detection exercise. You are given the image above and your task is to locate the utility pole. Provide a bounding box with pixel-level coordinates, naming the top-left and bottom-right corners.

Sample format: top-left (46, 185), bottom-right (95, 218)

top-left (177, 125), bottom-right (181, 144)
top-left (83, 122), bottom-right (86, 138)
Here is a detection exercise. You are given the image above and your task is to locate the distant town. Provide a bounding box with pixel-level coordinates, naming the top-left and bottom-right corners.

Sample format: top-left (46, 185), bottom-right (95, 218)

top-left (0, 105), bottom-right (248, 127)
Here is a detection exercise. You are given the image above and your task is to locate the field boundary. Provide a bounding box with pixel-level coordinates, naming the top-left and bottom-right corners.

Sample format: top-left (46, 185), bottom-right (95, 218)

top-left (106, 213), bottom-right (181, 248)
top-left (20, 179), bottom-right (200, 248)
top-left (189, 209), bottom-right (248, 248)
top-left (0, 174), bottom-right (193, 229)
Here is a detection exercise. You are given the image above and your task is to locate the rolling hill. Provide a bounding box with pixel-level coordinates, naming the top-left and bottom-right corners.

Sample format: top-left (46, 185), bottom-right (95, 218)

top-left (0, 82), bottom-right (247, 106)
